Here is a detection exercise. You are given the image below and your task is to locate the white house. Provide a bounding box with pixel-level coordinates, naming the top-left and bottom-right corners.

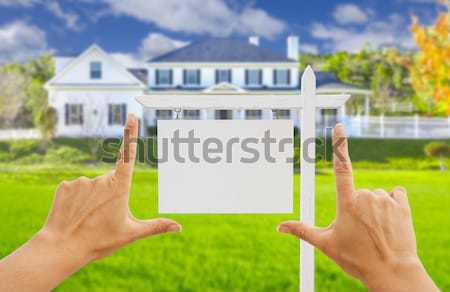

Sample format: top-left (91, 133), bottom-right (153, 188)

top-left (45, 36), bottom-right (363, 137)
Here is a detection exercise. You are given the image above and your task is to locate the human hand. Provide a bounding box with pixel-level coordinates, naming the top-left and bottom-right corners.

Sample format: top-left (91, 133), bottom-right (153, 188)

top-left (0, 114), bottom-right (181, 292)
top-left (40, 114), bottom-right (181, 264)
top-left (278, 124), bottom-right (438, 292)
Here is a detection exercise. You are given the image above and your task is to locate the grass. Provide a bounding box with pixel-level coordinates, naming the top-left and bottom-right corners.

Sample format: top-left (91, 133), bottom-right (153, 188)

top-left (0, 167), bottom-right (449, 291)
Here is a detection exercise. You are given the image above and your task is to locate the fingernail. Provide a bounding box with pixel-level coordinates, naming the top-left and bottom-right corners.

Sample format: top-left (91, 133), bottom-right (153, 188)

top-left (277, 224), bottom-right (290, 233)
top-left (167, 224), bottom-right (182, 233)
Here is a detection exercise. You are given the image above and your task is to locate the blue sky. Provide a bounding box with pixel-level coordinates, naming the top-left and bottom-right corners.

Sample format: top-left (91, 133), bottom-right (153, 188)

top-left (0, 0), bottom-right (446, 65)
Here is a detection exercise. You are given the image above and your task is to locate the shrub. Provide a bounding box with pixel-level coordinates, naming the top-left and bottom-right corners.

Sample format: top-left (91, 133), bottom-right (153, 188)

top-left (45, 146), bottom-right (91, 164)
top-left (9, 140), bottom-right (42, 159)
top-left (424, 141), bottom-right (450, 171)
top-left (16, 153), bottom-right (45, 164)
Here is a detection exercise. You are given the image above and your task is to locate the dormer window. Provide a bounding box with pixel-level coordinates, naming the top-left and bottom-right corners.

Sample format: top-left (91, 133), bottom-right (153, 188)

top-left (245, 69), bottom-right (262, 87)
top-left (155, 69), bottom-right (172, 86)
top-left (90, 61), bottom-right (102, 79)
top-left (183, 69), bottom-right (201, 86)
top-left (215, 69), bottom-right (231, 83)
top-left (274, 69), bottom-right (290, 86)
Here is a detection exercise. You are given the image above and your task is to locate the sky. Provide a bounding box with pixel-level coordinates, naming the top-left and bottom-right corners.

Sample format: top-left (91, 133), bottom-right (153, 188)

top-left (0, 0), bottom-right (447, 66)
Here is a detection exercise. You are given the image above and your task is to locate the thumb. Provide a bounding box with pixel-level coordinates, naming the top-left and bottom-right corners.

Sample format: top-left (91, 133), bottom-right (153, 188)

top-left (278, 221), bottom-right (325, 249)
top-left (130, 218), bottom-right (182, 241)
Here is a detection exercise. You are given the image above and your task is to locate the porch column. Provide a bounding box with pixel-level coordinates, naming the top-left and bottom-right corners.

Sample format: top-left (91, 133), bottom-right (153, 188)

top-left (364, 94), bottom-right (370, 117)
top-left (200, 109), bottom-right (208, 120)
top-left (338, 103), bottom-right (346, 122)
top-left (262, 110), bottom-right (273, 120)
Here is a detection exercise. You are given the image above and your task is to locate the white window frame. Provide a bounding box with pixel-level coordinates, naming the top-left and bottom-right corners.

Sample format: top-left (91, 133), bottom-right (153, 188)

top-left (246, 69), bottom-right (262, 87)
top-left (274, 69), bottom-right (290, 87)
top-left (65, 104), bottom-right (84, 126)
top-left (108, 104), bottom-right (127, 126)
top-left (184, 69), bottom-right (201, 86)
top-left (155, 69), bottom-right (172, 86)
top-left (156, 110), bottom-right (173, 120)
top-left (245, 109), bottom-right (262, 120)
top-left (183, 109), bottom-right (200, 120)
top-left (90, 61), bottom-right (102, 80)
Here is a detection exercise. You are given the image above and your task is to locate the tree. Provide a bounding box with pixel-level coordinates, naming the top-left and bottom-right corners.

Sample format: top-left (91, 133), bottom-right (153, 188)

top-left (0, 67), bottom-right (30, 128)
top-left (410, 2), bottom-right (450, 115)
top-left (24, 54), bottom-right (56, 143)
top-left (322, 49), bottom-right (413, 114)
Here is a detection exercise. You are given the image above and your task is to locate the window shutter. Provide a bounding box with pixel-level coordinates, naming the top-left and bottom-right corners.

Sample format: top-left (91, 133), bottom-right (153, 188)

top-left (183, 70), bottom-right (186, 85)
top-left (155, 70), bottom-right (159, 85)
top-left (121, 104), bottom-right (127, 125)
top-left (197, 69), bottom-right (201, 85)
top-left (259, 70), bottom-right (262, 85)
top-left (65, 104), bottom-right (69, 125)
top-left (80, 105), bottom-right (84, 125)
top-left (287, 69), bottom-right (291, 85)
top-left (215, 70), bottom-right (219, 84)
top-left (245, 70), bottom-right (249, 85)
top-left (169, 70), bottom-right (173, 85)
top-left (228, 69), bottom-right (232, 83)
top-left (273, 70), bottom-right (277, 85)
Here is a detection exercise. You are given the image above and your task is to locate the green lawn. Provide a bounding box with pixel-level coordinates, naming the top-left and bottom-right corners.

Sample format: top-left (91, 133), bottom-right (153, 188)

top-left (0, 168), bottom-right (449, 291)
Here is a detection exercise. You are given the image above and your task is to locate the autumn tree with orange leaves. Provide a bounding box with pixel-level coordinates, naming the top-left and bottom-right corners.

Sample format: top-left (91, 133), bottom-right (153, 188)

top-left (410, 1), bottom-right (450, 115)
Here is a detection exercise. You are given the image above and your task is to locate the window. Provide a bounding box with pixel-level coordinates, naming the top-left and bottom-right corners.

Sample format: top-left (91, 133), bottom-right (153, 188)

top-left (155, 69), bottom-right (172, 86)
top-left (245, 69), bottom-right (262, 86)
top-left (274, 69), bottom-right (290, 86)
top-left (183, 110), bottom-right (200, 120)
top-left (156, 110), bottom-right (172, 120)
top-left (183, 69), bottom-right (201, 86)
top-left (245, 110), bottom-right (262, 120)
top-left (273, 109), bottom-right (291, 120)
top-left (65, 104), bottom-right (83, 125)
top-left (215, 69), bottom-right (231, 83)
top-left (108, 104), bottom-right (127, 126)
top-left (215, 110), bottom-right (233, 120)
top-left (90, 62), bottom-right (102, 79)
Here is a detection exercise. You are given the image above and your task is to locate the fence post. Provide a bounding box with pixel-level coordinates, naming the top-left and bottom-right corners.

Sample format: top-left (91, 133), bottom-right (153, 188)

top-left (380, 114), bottom-right (385, 138)
top-left (414, 114), bottom-right (420, 139)
top-left (448, 116), bottom-right (450, 137)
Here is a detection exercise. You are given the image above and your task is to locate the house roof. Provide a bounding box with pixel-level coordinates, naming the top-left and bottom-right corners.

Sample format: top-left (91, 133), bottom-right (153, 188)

top-left (149, 39), bottom-right (296, 63)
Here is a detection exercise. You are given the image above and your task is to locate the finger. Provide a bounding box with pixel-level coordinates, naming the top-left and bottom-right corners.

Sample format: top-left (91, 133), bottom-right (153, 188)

top-left (391, 186), bottom-right (409, 207)
top-left (332, 124), bottom-right (355, 208)
top-left (278, 221), bottom-right (326, 250)
top-left (114, 114), bottom-right (139, 184)
top-left (130, 218), bottom-right (182, 241)
top-left (373, 188), bottom-right (389, 197)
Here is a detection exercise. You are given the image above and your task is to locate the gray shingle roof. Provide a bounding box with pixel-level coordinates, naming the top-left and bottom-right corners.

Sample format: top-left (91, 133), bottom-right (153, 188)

top-left (149, 39), bottom-right (296, 63)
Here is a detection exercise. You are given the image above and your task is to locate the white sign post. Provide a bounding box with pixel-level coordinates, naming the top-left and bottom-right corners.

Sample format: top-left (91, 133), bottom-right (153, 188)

top-left (136, 66), bottom-right (350, 292)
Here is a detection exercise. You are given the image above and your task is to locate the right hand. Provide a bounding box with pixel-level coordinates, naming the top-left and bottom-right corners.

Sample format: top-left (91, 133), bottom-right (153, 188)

top-left (278, 124), bottom-right (438, 292)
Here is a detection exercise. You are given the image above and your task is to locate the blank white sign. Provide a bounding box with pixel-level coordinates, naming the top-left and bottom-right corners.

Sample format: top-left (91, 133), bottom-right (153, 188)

top-left (157, 120), bottom-right (293, 214)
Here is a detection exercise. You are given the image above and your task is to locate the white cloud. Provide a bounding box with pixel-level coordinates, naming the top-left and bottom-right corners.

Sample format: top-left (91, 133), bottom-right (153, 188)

top-left (311, 13), bottom-right (416, 52)
top-left (0, 0), bottom-right (82, 31)
top-left (299, 44), bottom-right (319, 54)
top-left (110, 33), bottom-right (188, 68)
top-left (333, 4), bottom-right (369, 25)
top-left (46, 1), bottom-right (81, 31)
top-left (100, 0), bottom-right (286, 39)
top-left (0, 21), bottom-right (48, 63)
top-left (110, 53), bottom-right (144, 68)
top-left (138, 33), bottom-right (189, 60)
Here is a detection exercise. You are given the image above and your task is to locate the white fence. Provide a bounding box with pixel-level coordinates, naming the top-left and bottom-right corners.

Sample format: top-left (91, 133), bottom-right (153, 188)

top-left (318, 115), bottom-right (450, 139)
top-left (0, 129), bottom-right (41, 141)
